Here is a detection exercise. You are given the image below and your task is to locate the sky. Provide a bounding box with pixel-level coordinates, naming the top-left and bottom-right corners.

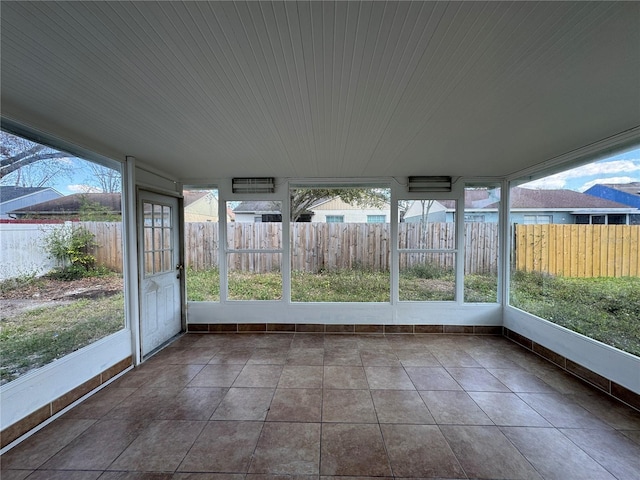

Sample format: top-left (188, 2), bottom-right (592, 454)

top-left (521, 147), bottom-right (640, 192)
top-left (53, 146), bottom-right (640, 195)
top-left (6, 135), bottom-right (640, 195)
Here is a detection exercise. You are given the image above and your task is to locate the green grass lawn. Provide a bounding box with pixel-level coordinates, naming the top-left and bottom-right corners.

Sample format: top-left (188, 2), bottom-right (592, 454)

top-left (0, 293), bottom-right (125, 385)
top-left (187, 267), bottom-right (499, 303)
top-left (510, 271), bottom-right (640, 357)
top-left (3, 267), bottom-right (637, 386)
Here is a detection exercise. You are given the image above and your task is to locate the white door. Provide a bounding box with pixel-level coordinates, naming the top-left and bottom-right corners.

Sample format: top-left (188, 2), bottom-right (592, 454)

top-left (138, 191), bottom-right (182, 357)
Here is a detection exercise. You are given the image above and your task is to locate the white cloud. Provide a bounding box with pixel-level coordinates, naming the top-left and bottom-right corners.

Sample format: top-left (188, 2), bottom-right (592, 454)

top-left (521, 176), bottom-right (567, 189)
top-left (520, 159), bottom-right (640, 190)
top-left (565, 160), bottom-right (640, 178)
top-left (579, 176), bottom-right (639, 192)
top-left (67, 184), bottom-right (103, 193)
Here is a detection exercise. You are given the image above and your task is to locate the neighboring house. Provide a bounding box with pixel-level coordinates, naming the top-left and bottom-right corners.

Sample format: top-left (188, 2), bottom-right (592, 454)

top-left (309, 197), bottom-right (389, 223)
top-left (402, 200), bottom-right (448, 223)
top-left (233, 197), bottom-right (391, 223)
top-left (183, 190), bottom-right (235, 222)
top-left (429, 187), bottom-right (635, 225)
top-left (584, 183), bottom-right (640, 224)
top-left (8, 193), bottom-right (122, 220)
top-left (233, 201), bottom-right (283, 223)
top-left (0, 186), bottom-right (63, 219)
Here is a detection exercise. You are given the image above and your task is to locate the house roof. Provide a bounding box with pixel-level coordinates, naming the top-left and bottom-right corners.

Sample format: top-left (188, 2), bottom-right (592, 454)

top-left (234, 201), bottom-right (280, 213)
top-left (440, 187), bottom-right (632, 210)
top-left (10, 191), bottom-right (209, 216)
top-left (0, 186), bottom-right (56, 204)
top-left (9, 193), bottom-right (122, 216)
top-left (594, 182), bottom-right (640, 196)
top-left (509, 188), bottom-right (632, 210)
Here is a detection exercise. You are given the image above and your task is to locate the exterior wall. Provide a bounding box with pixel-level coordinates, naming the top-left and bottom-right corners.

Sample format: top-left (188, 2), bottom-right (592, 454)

top-left (184, 196), bottom-right (219, 222)
top-left (311, 198), bottom-right (390, 223)
top-left (311, 208), bottom-right (390, 223)
top-left (510, 211), bottom-right (574, 224)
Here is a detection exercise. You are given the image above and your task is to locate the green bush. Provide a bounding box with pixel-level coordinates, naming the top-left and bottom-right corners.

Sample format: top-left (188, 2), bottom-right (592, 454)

top-left (43, 225), bottom-right (99, 280)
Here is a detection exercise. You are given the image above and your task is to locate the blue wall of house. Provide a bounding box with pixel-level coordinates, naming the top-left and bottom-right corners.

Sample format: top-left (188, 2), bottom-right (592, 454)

top-left (584, 185), bottom-right (640, 208)
top-left (451, 211), bottom-right (574, 224)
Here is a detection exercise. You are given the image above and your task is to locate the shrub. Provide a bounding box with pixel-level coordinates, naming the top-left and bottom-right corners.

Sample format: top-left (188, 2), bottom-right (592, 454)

top-left (43, 225), bottom-right (99, 280)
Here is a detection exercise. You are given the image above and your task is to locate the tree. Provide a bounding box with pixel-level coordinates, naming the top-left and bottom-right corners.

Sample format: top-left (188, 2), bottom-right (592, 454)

top-left (1, 131), bottom-right (74, 186)
top-left (85, 163), bottom-right (121, 193)
top-left (289, 188), bottom-right (389, 221)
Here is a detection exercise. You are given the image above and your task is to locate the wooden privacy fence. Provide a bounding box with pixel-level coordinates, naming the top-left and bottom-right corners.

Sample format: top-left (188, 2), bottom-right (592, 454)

top-left (8, 222), bottom-right (639, 279)
top-left (514, 224), bottom-right (640, 277)
top-left (184, 222), bottom-right (499, 274)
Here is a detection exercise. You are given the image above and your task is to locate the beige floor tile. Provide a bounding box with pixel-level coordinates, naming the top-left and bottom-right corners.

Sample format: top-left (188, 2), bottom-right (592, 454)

top-left (502, 426), bottom-right (617, 480)
top-left (560, 428), bottom-right (640, 480)
top-left (266, 389), bottom-right (322, 422)
top-left (381, 424), bottom-right (464, 478)
top-left (364, 367), bottom-right (414, 390)
top-left (232, 365), bottom-right (283, 388)
top-left (419, 390), bottom-right (492, 425)
top-left (441, 425), bottom-right (542, 480)
top-left (211, 388), bottom-right (274, 421)
top-left (40, 418), bottom-right (150, 470)
top-left (322, 389), bottom-right (377, 423)
top-left (109, 420), bottom-right (205, 472)
top-left (371, 390), bottom-right (434, 424)
top-left (177, 421), bottom-right (263, 473)
top-left (278, 365), bottom-right (323, 388)
top-left (468, 392), bottom-right (551, 427)
top-left (320, 424), bottom-right (391, 476)
top-left (249, 422), bottom-right (320, 474)
top-left (404, 366), bottom-right (462, 390)
top-left (323, 366), bottom-right (368, 389)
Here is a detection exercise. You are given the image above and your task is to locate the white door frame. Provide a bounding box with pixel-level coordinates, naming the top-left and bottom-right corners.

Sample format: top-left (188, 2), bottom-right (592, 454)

top-left (137, 189), bottom-right (184, 359)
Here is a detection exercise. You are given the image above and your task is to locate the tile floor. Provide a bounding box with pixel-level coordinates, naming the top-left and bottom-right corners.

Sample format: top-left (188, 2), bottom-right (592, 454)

top-left (2, 333), bottom-right (640, 480)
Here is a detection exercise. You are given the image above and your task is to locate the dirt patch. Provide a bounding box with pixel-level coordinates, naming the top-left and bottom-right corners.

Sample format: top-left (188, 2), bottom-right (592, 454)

top-left (0, 275), bottom-right (124, 318)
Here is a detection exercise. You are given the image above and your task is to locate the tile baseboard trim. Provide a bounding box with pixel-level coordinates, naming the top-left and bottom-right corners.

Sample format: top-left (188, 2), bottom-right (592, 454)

top-left (187, 323), bottom-right (503, 335)
top-left (503, 327), bottom-right (640, 412)
top-left (0, 356), bottom-right (132, 450)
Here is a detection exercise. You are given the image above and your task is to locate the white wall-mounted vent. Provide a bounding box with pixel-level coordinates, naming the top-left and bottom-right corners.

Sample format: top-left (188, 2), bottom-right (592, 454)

top-left (232, 177), bottom-right (275, 194)
top-left (407, 176), bottom-right (452, 192)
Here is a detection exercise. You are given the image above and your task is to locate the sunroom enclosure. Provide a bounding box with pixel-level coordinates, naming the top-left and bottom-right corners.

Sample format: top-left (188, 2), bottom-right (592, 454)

top-left (1, 124), bottom-right (639, 450)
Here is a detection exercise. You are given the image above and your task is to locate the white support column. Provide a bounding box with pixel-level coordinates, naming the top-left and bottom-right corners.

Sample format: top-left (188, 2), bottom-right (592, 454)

top-left (125, 156), bottom-right (142, 365)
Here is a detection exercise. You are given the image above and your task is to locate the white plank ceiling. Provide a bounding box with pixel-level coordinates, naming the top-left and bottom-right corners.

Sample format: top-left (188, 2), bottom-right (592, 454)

top-left (1, 1), bottom-right (639, 181)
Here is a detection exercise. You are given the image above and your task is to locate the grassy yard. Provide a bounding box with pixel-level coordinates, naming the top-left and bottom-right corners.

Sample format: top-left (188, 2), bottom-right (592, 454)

top-left (186, 267), bottom-right (497, 302)
top-left (0, 293), bottom-right (124, 384)
top-left (510, 271), bottom-right (640, 357)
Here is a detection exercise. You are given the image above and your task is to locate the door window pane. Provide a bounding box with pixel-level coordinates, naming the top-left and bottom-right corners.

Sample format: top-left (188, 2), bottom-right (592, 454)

top-left (143, 201), bottom-right (174, 276)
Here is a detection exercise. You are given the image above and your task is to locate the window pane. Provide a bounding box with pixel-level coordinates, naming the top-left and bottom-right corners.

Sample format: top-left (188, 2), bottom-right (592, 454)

top-left (464, 186), bottom-right (499, 302)
top-left (0, 129), bottom-right (125, 385)
top-left (510, 149), bottom-right (640, 357)
top-left (399, 200), bottom-right (455, 249)
top-left (227, 253), bottom-right (282, 300)
top-left (399, 253), bottom-right (455, 301)
top-left (227, 201), bottom-right (282, 249)
top-left (184, 189), bottom-right (220, 301)
top-left (398, 198), bottom-right (456, 302)
top-left (290, 187), bottom-right (390, 302)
